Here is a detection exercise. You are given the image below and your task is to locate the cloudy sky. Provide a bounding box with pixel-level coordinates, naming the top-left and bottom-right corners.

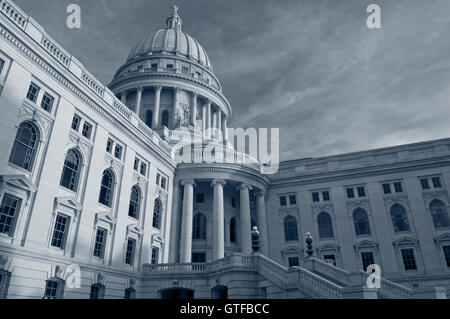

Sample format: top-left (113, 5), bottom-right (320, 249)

top-left (13, 0), bottom-right (450, 161)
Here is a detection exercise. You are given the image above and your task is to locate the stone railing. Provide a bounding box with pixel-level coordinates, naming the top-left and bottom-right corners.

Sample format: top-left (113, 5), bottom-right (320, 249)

top-left (360, 271), bottom-right (413, 299)
top-left (81, 70), bottom-right (105, 97)
top-left (0, 0), bottom-right (27, 30)
top-left (305, 257), bottom-right (351, 285)
top-left (297, 268), bottom-right (343, 299)
top-left (40, 34), bottom-right (71, 67)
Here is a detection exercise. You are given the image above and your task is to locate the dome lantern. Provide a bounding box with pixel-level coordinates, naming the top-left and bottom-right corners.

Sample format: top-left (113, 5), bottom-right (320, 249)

top-left (166, 5), bottom-right (182, 31)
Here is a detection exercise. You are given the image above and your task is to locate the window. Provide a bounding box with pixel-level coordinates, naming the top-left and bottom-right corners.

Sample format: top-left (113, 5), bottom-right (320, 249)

top-left (151, 247), bottom-right (159, 265)
top-left (51, 214), bottom-right (70, 249)
top-left (90, 284), bottom-right (104, 299)
top-left (353, 208), bottom-right (371, 236)
top-left (401, 248), bottom-right (417, 271)
top-left (312, 192), bottom-right (320, 202)
top-left (41, 93), bottom-right (54, 112)
top-left (124, 288), bottom-right (136, 299)
top-left (279, 196), bottom-right (287, 206)
top-left (156, 173), bottom-right (160, 185)
top-left (128, 186), bottom-right (141, 219)
top-left (93, 227), bottom-right (106, 258)
top-left (382, 183), bottom-right (391, 194)
top-left (284, 215), bottom-right (299, 241)
top-left (322, 191), bottom-right (330, 201)
top-left (420, 178), bottom-right (430, 190)
top-left (390, 204), bottom-right (410, 232)
top-left (357, 187), bottom-right (366, 197)
top-left (182, 66), bottom-right (189, 73)
top-left (106, 138), bottom-right (113, 153)
top-left (26, 82), bottom-right (40, 102)
top-left (134, 158), bottom-right (139, 171)
top-left (114, 144), bottom-right (122, 159)
top-left (44, 280), bottom-right (63, 299)
top-left (99, 169), bottom-right (114, 207)
top-left (166, 64), bottom-right (173, 69)
top-left (192, 252), bottom-right (206, 263)
top-left (0, 194), bottom-right (21, 236)
top-left (9, 121), bottom-right (39, 171)
top-left (323, 254), bottom-right (336, 266)
top-left (161, 110), bottom-right (169, 127)
top-left (318, 212), bottom-right (334, 239)
top-left (125, 238), bottom-right (136, 265)
top-left (0, 58), bottom-right (4, 74)
top-left (152, 199), bottom-right (161, 229)
top-left (161, 177), bottom-right (167, 190)
top-left (230, 217), bottom-right (237, 243)
top-left (60, 149), bottom-right (81, 192)
top-left (231, 198), bottom-right (236, 208)
top-left (140, 163), bottom-right (146, 176)
top-left (442, 245), bottom-right (450, 268)
top-left (346, 188), bottom-right (355, 199)
top-left (0, 271), bottom-right (10, 298)
top-left (71, 114), bottom-right (81, 131)
top-left (289, 195), bottom-right (297, 205)
top-left (193, 213), bottom-right (206, 240)
top-left (361, 252), bottom-right (375, 271)
top-left (81, 122), bottom-right (92, 139)
top-left (151, 63), bottom-right (158, 69)
top-left (145, 110), bottom-right (153, 128)
top-left (288, 257), bottom-right (300, 267)
top-left (432, 177), bottom-right (442, 188)
top-left (393, 182), bottom-right (403, 193)
top-left (196, 193), bottom-right (204, 203)
top-left (429, 199), bottom-right (450, 229)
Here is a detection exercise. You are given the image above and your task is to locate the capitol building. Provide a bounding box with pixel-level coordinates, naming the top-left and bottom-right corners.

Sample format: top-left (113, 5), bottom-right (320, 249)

top-left (0, 1), bottom-right (449, 299)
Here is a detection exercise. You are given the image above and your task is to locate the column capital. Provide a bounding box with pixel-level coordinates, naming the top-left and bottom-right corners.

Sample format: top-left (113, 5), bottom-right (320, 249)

top-left (191, 91), bottom-right (198, 98)
top-left (173, 86), bottom-right (181, 93)
top-left (237, 183), bottom-right (252, 191)
top-left (206, 98), bottom-right (212, 105)
top-left (255, 191), bottom-right (267, 199)
top-left (180, 179), bottom-right (196, 187)
top-left (137, 86), bottom-right (143, 92)
top-left (154, 85), bottom-right (162, 92)
top-left (211, 179), bottom-right (226, 187)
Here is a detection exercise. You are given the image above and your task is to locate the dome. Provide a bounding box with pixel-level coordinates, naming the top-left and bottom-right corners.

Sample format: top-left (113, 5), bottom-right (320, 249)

top-left (127, 6), bottom-right (212, 70)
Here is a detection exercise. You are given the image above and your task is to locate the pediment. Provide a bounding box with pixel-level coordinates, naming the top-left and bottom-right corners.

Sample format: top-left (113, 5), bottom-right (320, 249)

top-left (0, 174), bottom-right (36, 193)
top-left (95, 211), bottom-right (116, 225)
top-left (281, 245), bottom-right (301, 254)
top-left (393, 236), bottom-right (419, 247)
top-left (317, 243), bottom-right (340, 252)
top-left (354, 240), bottom-right (378, 250)
top-left (434, 233), bottom-right (450, 244)
top-left (127, 223), bottom-right (143, 236)
top-left (54, 196), bottom-right (82, 211)
top-left (152, 233), bottom-right (165, 244)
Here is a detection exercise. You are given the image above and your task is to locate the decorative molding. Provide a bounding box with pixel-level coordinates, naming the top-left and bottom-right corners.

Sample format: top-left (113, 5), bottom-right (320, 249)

top-left (383, 195), bottom-right (411, 212)
top-left (311, 203), bottom-right (334, 216)
top-left (434, 233), bottom-right (450, 245)
top-left (393, 236), bottom-right (419, 247)
top-left (346, 200), bottom-right (371, 216)
top-left (354, 239), bottom-right (378, 251)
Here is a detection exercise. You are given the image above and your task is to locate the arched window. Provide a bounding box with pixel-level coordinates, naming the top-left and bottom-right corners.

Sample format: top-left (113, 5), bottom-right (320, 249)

top-left (99, 169), bottom-right (114, 207)
top-left (161, 110), bottom-right (169, 128)
top-left (153, 199), bottom-right (162, 229)
top-left (284, 215), bottom-right (299, 241)
top-left (353, 208), bottom-right (371, 236)
top-left (193, 213), bottom-right (206, 240)
top-left (429, 199), bottom-right (450, 229)
top-left (230, 217), bottom-right (237, 243)
top-left (390, 204), bottom-right (410, 232)
top-left (145, 110), bottom-right (153, 128)
top-left (128, 186), bottom-right (141, 219)
top-left (9, 121), bottom-right (40, 171)
top-left (318, 212), bottom-right (334, 239)
top-left (60, 149), bottom-right (81, 191)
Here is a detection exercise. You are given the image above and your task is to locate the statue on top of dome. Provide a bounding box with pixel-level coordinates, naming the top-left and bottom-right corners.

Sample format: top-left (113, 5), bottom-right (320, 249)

top-left (166, 5), bottom-right (182, 31)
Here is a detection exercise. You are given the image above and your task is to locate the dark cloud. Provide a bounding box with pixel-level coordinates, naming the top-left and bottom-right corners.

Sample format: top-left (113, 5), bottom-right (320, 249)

top-left (13, 0), bottom-right (450, 161)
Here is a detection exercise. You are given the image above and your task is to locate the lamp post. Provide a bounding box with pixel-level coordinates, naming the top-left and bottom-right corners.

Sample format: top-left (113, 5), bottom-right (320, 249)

top-left (305, 232), bottom-right (313, 256)
top-left (251, 226), bottom-right (260, 252)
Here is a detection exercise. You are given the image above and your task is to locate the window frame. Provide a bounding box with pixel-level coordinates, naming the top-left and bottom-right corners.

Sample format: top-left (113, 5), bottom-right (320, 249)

top-left (0, 193), bottom-right (22, 237)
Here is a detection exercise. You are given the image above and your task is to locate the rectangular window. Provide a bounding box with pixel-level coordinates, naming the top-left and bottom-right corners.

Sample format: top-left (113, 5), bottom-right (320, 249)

top-left (82, 122), bottom-right (92, 139)
top-left (71, 114), bottom-right (81, 131)
top-left (288, 257), bottom-right (300, 267)
top-left (312, 192), bottom-right (320, 202)
top-left (361, 251), bottom-right (375, 271)
top-left (382, 183), bottom-right (391, 194)
top-left (182, 66), bottom-right (189, 73)
top-left (192, 252), bottom-right (206, 263)
top-left (432, 177), bottom-right (442, 188)
top-left (0, 194), bottom-right (21, 236)
top-left (196, 193), bottom-right (204, 203)
top-left (156, 173), bottom-right (161, 186)
top-left (140, 163), bottom-right (146, 176)
top-left (322, 191), bottom-right (330, 201)
top-left (51, 214), bottom-right (70, 249)
top-left (125, 238), bottom-right (136, 265)
top-left (166, 64), bottom-right (173, 69)
top-left (231, 198), bottom-right (236, 208)
top-left (40, 93), bottom-right (54, 112)
top-left (393, 182), bottom-right (403, 193)
top-left (106, 138), bottom-right (113, 153)
top-left (134, 158), bottom-right (139, 171)
top-left (442, 245), bottom-right (450, 268)
top-left (93, 227), bottom-right (106, 258)
top-left (323, 254), bottom-right (336, 266)
top-left (420, 178), bottom-right (430, 190)
top-left (346, 188), bottom-right (355, 199)
top-left (0, 58), bottom-right (4, 74)
top-left (26, 82), bottom-right (40, 102)
top-left (401, 248), bottom-right (417, 271)
top-left (279, 196), bottom-right (287, 206)
top-left (44, 280), bottom-right (60, 299)
top-left (151, 247), bottom-right (159, 265)
top-left (289, 195), bottom-right (297, 205)
top-left (161, 177), bottom-right (167, 190)
top-left (357, 186), bottom-right (366, 197)
top-left (114, 144), bottom-right (122, 159)
top-left (151, 63), bottom-right (157, 69)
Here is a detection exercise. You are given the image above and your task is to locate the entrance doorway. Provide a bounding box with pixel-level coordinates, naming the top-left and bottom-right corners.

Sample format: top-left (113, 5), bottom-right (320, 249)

top-left (160, 288), bottom-right (194, 299)
top-left (211, 285), bottom-right (228, 299)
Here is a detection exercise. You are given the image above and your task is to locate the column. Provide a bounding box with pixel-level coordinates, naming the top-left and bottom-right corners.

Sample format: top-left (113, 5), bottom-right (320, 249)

top-left (212, 179), bottom-right (226, 260)
top-left (256, 191), bottom-right (269, 256)
top-left (222, 117), bottom-right (228, 143)
top-left (191, 92), bottom-right (198, 126)
top-left (206, 99), bottom-right (211, 138)
top-left (217, 111), bottom-right (222, 140)
top-left (135, 86), bottom-right (143, 116)
top-left (212, 110), bottom-right (217, 138)
top-left (180, 179), bottom-right (196, 263)
top-left (202, 103), bottom-right (207, 136)
top-left (121, 91), bottom-right (127, 104)
top-left (172, 87), bottom-right (180, 129)
top-left (152, 86), bottom-right (162, 129)
top-left (169, 182), bottom-right (181, 263)
top-left (238, 183), bottom-right (253, 255)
